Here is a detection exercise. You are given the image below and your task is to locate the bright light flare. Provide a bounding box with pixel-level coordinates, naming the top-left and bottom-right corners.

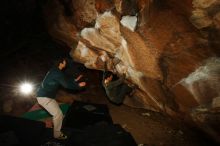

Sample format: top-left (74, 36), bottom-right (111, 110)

top-left (19, 82), bottom-right (33, 95)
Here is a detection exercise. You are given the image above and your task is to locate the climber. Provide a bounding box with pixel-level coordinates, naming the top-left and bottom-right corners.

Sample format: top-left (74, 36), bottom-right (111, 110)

top-left (100, 55), bottom-right (136, 105)
top-left (102, 71), bottom-right (135, 105)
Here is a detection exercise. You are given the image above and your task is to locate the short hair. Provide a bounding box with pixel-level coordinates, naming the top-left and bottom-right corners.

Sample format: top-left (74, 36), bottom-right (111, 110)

top-left (104, 71), bottom-right (113, 79)
top-left (53, 57), bottom-right (67, 68)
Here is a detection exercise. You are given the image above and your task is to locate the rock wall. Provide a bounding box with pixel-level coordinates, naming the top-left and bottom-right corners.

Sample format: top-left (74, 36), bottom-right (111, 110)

top-left (43, 0), bottom-right (220, 142)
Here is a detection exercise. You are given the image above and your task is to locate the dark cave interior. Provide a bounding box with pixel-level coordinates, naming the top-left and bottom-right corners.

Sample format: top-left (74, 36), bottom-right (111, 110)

top-left (0, 0), bottom-right (220, 146)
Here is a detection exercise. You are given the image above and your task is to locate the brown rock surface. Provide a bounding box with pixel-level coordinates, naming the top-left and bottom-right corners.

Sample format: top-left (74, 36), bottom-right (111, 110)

top-left (43, 0), bottom-right (220, 142)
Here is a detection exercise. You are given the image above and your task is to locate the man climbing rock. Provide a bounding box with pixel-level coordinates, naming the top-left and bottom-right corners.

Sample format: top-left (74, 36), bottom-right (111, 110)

top-left (102, 71), bottom-right (135, 105)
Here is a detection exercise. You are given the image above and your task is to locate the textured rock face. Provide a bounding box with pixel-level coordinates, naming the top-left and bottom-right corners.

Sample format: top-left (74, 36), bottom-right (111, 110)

top-left (71, 10), bottom-right (164, 111)
top-left (181, 58), bottom-right (220, 104)
top-left (193, 0), bottom-right (218, 9)
top-left (190, 0), bottom-right (220, 29)
top-left (44, 0), bottom-right (220, 142)
top-left (189, 0), bottom-right (220, 55)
